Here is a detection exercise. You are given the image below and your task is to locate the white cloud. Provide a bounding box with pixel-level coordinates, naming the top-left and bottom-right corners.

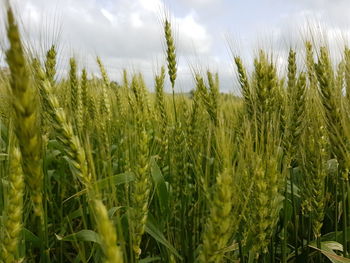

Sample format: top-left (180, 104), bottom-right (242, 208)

top-left (130, 12), bottom-right (143, 28)
top-left (101, 8), bottom-right (116, 24)
top-left (139, 0), bottom-right (162, 13)
top-left (177, 13), bottom-right (212, 54)
top-left (0, 0), bottom-right (221, 92)
top-left (178, 0), bottom-right (222, 8)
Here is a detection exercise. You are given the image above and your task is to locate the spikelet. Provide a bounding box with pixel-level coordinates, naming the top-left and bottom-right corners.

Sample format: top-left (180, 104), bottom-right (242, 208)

top-left (92, 199), bottom-right (124, 263)
top-left (131, 73), bottom-right (149, 125)
top-left (32, 58), bottom-right (51, 131)
top-left (285, 72), bottom-right (307, 163)
top-left (81, 68), bottom-right (88, 110)
top-left (253, 51), bottom-right (268, 107)
top-left (111, 81), bottom-right (124, 121)
top-left (300, 101), bottom-right (327, 238)
top-left (164, 19), bottom-right (178, 121)
top-left (127, 86), bottom-right (137, 116)
top-left (122, 69), bottom-right (129, 89)
top-left (235, 123), bottom-right (256, 245)
top-left (164, 19), bottom-right (177, 89)
top-left (97, 57), bottom-right (112, 122)
top-left (195, 74), bottom-right (211, 117)
top-left (154, 66), bottom-right (169, 165)
top-left (5, 7), bottom-right (43, 218)
top-left (198, 167), bottom-right (233, 263)
top-left (241, 127), bottom-right (285, 257)
top-left (200, 168), bottom-right (232, 263)
top-left (121, 68), bottom-right (130, 119)
top-left (305, 41), bottom-right (318, 91)
top-left (252, 51), bottom-right (268, 136)
top-left (138, 73), bottom-right (153, 120)
top-left (275, 77), bottom-right (286, 136)
top-left (264, 55), bottom-right (279, 115)
top-left (344, 47), bottom-right (350, 102)
top-left (88, 94), bottom-right (97, 120)
top-left (75, 82), bottom-right (84, 135)
top-left (69, 57), bottom-right (78, 111)
top-left (45, 45), bottom-right (57, 86)
top-left (287, 49), bottom-right (297, 95)
top-left (336, 59), bottom-right (345, 97)
top-left (155, 66), bottom-right (167, 125)
top-left (234, 56), bottom-right (253, 119)
top-left (198, 128), bottom-right (234, 263)
top-left (131, 75), bottom-right (141, 108)
top-left (188, 85), bottom-right (203, 151)
top-left (79, 68), bottom-right (90, 131)
top-left (285, 48), bottom-right (298, 140)
top-left (207, 71), bottom-right (219, 125)
top-left (252, 50), bottom-right (279, 144)
top-left (172, 121), bottom-right (188, 204)
top-left (315, 47), bottom-right (348, 171)
top-left (67, 58), bottom-right (83, 133)
top-left (0, 145), bottom-right (24, 263)
top-left (131, 128), bottom-right (150, 258)
top-left (250, 153), bottom-right (284, 256)
top-left (98, 108), bottom-right (110, 158)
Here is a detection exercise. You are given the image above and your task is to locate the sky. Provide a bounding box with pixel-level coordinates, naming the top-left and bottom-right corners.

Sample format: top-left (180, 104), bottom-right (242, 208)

top-left (1, 0), bottom-right (350, 93)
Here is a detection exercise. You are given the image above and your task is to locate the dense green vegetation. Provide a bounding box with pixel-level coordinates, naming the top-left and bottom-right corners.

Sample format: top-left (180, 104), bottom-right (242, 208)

top-left (1, 5), bottom-right (350, 263)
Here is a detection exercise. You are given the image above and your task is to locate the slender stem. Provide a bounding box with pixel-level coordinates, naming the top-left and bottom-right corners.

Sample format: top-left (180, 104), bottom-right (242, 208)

top-left (317, 235), bottom-right (322, 263)
top-left (342, 177), bottom-right (348, 257)
top-left (44, 167), bottom-right (50, 263)
top-left (172, 85), bottom-right (177, 123)
top-left (300, 210), bottom-right (304, 253)
top-left (347, 179), bottom-right (350, 256)
top-left (282, 184), bottom-right (288, 263)
top-left (335, 176), bottom-right (338, 242)
top-left (269, 237), bottom-right (275, 263)
top-left (307, 215), bottom-right (312, 263)
top-left (239, 240), bottom-right (245, 263)
top-left (290, 168), bottom-right (298, 259)
top-left (37, 215), bottom-right (47, 262)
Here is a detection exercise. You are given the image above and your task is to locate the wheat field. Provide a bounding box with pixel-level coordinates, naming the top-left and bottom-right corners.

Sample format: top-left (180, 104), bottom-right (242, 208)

top-left (1, 4), bottom-right (350, 263)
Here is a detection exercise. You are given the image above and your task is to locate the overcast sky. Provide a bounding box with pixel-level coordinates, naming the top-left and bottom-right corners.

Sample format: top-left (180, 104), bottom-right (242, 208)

top-left (2, 0), bottom-right (350, 93)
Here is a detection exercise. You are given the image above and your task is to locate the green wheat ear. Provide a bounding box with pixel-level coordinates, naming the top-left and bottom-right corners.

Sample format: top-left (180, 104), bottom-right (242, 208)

top-left (164, 19), bottom-right (177, 89)
top-left (69, 57), bottom-right (78, 111)
top-left (97, 57), bottom-right (112, 122)
top-left (81, 68), bottom-right (88, 108)
top-left (93, 199), bottom-right (124, 263)
top-left (198, 126), bottom-right (235, 263)
top-left (0, 144), bottom-right (24, 263)
top-left (164, 18), bottom-right (178, 121)
top-left (45, 45), bottom-right (57, 86)
top-left (235, 56), bottom-right (253, 119)
top-left (131, 128), bottom-right (151, 259)
top-left (5, 6), bottom-right (44, 219)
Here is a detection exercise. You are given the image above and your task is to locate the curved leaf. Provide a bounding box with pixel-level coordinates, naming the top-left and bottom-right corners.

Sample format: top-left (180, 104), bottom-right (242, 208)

top-left (56, 230), bottom-right (101, 245)
top-left (309, 241), bottom-right (350, 263)
top-left (145, 216), bottom-right (182, 260)
top-left (150, 157), bottom-right (169, 216)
